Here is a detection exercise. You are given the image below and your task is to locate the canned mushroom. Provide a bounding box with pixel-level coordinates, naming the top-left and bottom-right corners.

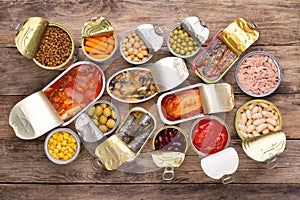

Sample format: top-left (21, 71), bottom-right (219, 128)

top-left (34, 24), bottom-right (75, 70)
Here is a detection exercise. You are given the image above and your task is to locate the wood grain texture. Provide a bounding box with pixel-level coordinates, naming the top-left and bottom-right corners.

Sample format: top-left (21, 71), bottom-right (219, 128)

top-left (1, 0), bottom-right (300, 199)
top-left (1, 184), bottom-right (300, 200)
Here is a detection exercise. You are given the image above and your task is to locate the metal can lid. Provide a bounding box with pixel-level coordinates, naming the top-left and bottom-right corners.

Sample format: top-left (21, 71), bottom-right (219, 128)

top-left (150, 57), bottom-right (189, 93)
top-left (136, 24), bottom-right (163, 52)
top-left (181, 16), bottom-right (209, 44)
top-left (201, 147), bottom-right (239, 180)
top-left (152, 151), bottom-right (186, 168)
top-left (82, 16), bottom-right (114, 38)
top-left (242, 131), bottom-right (286, 162)
top-left (15, 17), bottom-right (49, 59)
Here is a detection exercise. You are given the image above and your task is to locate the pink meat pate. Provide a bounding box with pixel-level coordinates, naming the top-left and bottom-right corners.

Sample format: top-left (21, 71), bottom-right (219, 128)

top-left (237, 54), bottom-right (279, 95)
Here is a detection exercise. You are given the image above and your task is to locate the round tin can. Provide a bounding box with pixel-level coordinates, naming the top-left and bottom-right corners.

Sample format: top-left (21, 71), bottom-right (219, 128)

top-left (44, 128), bottom-right (81, 165)
top-left (235, 99), bottom-right (283, 140)
top-left (15, 17), bottom-right (75, 70)
top-left (167, 16), bottom-right (209, 59)
top-left (120, 24), bottom-right (163, 65)
top-left (190, 115), bottom-right (231, 157)
top-left (81, 17), bottom-right (118, 63)
top-left (235, 51), bottom-right (282, 97)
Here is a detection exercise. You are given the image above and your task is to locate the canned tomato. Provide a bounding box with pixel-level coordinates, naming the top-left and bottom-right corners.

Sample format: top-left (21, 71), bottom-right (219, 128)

top-left (15, 17), bottom-right (76, 70)
top-left (81, 17), bottom-right (118, 63)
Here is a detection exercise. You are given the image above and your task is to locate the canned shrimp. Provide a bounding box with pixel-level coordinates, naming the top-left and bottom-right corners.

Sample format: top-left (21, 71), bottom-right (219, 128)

top-left (15, 17), bottom-right (75, 70)
top-left (236, 51), bottom-right (282, 97)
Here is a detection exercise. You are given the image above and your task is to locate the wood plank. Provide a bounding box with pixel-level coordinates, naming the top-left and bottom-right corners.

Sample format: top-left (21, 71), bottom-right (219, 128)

top-left (1, 0), bottom-right (299, 47)
top-left (0, 45), bottom-right (300, 96)
top-left (1, 183), bottom-right (300, 200)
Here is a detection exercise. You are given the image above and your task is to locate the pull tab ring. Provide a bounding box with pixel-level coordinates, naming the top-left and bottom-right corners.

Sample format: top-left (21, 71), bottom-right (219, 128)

top-left (10, 19), bottom-right (23, 31)
top-left (91, 159), bottom-right (104, 171)
top-left (162, 166), bottom-right (174, 181)
top-left (248, 22), bottom-right (258, 30)
top-left (267, 156), bottom-right (278, 169)
top-left (154, 25), bottom-right (168, 36)
top-left (222, 174), bottom-right (234, 184)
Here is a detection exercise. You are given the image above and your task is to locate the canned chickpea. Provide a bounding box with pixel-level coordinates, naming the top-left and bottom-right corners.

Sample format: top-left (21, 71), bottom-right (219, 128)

top-left (44, 128), bottom-right (80, 164)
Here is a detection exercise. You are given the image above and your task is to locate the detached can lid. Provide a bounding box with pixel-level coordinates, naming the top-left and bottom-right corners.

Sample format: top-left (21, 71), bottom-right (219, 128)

top-left (82, 16), bottom-right (114, 38)
top-left (136, 24), bottom-right (163, 52)
top-left (15, 17), bottom-right (49, 59)
top-left (150, 57), bottom-right (189, 93)
top-left (242, 131), bottom-right (286, 162)
top-left (182, 16), bottom-right (209, 44)
top-left (201, 147), bottom-right (239, 181)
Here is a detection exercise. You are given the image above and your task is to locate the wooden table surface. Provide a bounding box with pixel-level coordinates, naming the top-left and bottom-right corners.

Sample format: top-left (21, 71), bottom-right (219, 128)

top-left (1, 0), bottom-right (300, 199)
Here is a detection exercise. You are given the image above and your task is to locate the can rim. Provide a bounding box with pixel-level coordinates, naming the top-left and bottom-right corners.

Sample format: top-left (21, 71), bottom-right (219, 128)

top-left (119, 29), bottom-right (154, 65)
top-left (189, 115), bottom-right (231, 157)
top-left (44, 127), bottom-right (81, 165)
top-left (235, 51), bottom-right (282, 98)
top-left (33, 23), bottom-right (75, 70)
top-left (234, 99), bottom-right (283, 140)
top-left (166, 23), bottom-right (201, 59)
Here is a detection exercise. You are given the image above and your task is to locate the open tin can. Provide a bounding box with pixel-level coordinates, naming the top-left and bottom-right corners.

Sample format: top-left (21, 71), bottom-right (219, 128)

top-left (14, 17), bottom-right (76, 70)
top-left (81, 17), bottom-right (118, 63)
top-left (157, 83), bottom-right (234, 125)
top-left (190, 115), bottom-right (239, 184)
top-left (193, 18), bottom-right (259, 83)
top-left (9, 61), bottom-right (105, 140)
top-left (235, 99), bottom-right (286, 168)
top-left (107, 57), bottom-right (189, 103)
top-left (93, 107), bottom-right (156, 170)
top-left (120, 24), bottom-right (164, 65)
top-left (152, 126), bottom-right (188, 181)
top-left (167, 16), bottom-right (209, 59)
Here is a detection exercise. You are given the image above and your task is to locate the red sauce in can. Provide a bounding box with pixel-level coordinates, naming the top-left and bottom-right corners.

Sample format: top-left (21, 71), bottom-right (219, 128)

top-left (191, 118), bottom-right (228, 155)
top-left (44, 64), bottom-right (103, 121)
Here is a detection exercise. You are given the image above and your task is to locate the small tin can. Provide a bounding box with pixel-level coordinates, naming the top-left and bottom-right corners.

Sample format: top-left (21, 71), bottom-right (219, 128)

top-left (120, 24), bottom-right (164, 65)
top-left (75, 100), bottom-right (120, 143)
top-left (107, 57), bottom-right (189, 103)
top-left (157, 83), bottom-right (234, 125)
top-left (94, 107), bottom-right (156, 170)
top-left (190, 115), bottom-right (239, 184)
top-left (151, 126), bottom-right (188, 181)
top-left (44, 128), bottom-right (81, 165)
top-left (167, 16), bottom-right (209, 59)
top-left (81, 17), bottom-right (118, 63)
top-left (235, 51), bottom-right (282, 97)
top-left (193, 18), bottom-right (259, 83)
top-left (14, 17), bottom-right (76, 70)
top-left (235, 99), bottom-right (286, 169)
top-left (9, 61), bottom-right (105, 140)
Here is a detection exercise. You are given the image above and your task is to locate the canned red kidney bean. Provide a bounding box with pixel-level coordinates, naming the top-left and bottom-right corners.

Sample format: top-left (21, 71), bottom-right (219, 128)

top-left (34, 26), bottom-right (72, 67)
top-left (154, 127), bottom-right (186, 152)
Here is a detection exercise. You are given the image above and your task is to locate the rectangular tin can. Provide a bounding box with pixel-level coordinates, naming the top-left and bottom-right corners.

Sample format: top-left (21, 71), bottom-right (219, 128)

top-left (157, 82), bottom-right (234, 125)
top-left (193, 18), bottom-right (259, 83)
top-left (94, 107), bottom-right (156, 170)
top-left (9, 61), bottom-right (105, 140)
